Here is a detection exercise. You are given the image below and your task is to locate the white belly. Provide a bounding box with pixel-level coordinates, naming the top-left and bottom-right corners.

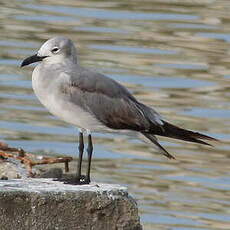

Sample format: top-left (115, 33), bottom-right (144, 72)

top-left (32, 68), bottom-right (106, 132)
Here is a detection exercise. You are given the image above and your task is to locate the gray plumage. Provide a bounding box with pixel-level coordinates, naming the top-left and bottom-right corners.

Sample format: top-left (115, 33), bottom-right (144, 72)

top-left (31, 37), bottom-right (163, 132)
top-left (21, 36), bottom-right (218, 163)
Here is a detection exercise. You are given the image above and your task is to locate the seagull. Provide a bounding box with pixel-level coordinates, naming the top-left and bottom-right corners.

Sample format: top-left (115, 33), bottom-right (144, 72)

top-left (21, 36), bottom-right (217, 184)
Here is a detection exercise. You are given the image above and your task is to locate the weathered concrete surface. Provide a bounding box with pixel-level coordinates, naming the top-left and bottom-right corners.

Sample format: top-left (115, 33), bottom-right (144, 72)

top-left (0, 179), bottom-right (142, 230)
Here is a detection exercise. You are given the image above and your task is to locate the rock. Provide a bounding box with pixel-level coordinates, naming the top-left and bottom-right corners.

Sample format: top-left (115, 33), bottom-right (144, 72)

top-left (0, 179), bottom-right (142, 230)
top-left (0, 159), bottom-right (28, 179)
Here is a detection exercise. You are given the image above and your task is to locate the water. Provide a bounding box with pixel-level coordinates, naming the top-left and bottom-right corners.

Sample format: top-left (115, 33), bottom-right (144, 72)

top-left (1, 0), bottom-right (230, 229)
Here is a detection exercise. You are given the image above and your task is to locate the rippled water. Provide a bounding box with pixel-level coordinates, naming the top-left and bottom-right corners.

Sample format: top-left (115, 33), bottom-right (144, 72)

top-left (1, 0), bottom-right (230, 229)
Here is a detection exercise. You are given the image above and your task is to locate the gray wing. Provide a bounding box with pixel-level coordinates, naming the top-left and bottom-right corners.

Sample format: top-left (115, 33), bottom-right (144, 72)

top-left (63, 67), bottom-right (163, 131)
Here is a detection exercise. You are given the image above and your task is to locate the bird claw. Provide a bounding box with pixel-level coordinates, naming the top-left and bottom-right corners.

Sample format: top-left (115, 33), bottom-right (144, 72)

top-left (54, 175), bottom-right (90, 185)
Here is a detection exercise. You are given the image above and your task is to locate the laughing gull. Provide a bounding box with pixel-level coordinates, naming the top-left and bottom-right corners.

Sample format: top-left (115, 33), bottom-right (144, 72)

top-left (21, 36), bottom-right (217, 184)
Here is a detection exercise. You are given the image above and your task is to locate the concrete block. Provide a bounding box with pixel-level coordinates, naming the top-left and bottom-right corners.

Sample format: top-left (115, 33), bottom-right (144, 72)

top-left (0, 179), bottom-right (142, 230)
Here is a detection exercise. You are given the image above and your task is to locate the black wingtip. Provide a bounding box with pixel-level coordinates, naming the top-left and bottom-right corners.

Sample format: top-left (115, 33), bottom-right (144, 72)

top-left (192, 131), bottom-right (219, 143)
top-left (142, 132), bottom-right (176, 160)
top-left (164, 151), bottom-right (176, 160)
top-left (158, 121), bottom-right (220, 147)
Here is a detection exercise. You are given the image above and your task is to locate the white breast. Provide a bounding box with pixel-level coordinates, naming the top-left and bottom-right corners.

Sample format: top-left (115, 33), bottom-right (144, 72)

top-left (32, 65), bottom-right (107, 132)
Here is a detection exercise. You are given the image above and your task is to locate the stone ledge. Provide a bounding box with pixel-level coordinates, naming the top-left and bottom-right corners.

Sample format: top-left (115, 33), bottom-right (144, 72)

top-left (0, 179), bottom-right (142, 230)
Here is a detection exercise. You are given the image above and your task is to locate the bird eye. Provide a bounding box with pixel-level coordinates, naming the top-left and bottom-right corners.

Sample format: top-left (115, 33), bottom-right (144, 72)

top-left (51, 47), bottom-right (59, 53)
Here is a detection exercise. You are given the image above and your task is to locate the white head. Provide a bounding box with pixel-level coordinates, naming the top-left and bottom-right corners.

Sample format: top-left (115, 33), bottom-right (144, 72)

top-left (21, 36), bottom-right (77, 67)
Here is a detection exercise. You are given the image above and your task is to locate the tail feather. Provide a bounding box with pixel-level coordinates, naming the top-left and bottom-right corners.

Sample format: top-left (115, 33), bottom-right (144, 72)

top-left (143, 121), bottom-right (218, 159)
top-left (158, 121), bottom-right (218, 145)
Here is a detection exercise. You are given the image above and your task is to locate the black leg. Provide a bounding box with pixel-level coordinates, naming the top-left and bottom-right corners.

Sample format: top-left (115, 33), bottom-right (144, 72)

top-left (75, 131), bottom-right (84, 182)
top-left (54, 131), bottom-right (91, 185)
top-left (85, 134), bottom-right (93, 184)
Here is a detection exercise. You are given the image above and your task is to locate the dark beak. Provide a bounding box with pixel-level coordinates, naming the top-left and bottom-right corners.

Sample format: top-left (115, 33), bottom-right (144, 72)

top-left (20, 54), bottom-right (48, 67)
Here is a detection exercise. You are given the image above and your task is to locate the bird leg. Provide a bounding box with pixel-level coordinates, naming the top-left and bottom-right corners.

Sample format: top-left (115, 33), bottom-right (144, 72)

top-left (60, 131), bottom-right (86, 185)
top-left (54, 131), bottom-right (93, 185)
top-left (85, 134), bottom-right (93, 184)
top-left (74, 131), bottom-right (85, 183)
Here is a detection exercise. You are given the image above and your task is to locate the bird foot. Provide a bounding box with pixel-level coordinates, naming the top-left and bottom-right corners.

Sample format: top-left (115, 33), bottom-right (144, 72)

top-left (54, 175), bottom-right (90, 185)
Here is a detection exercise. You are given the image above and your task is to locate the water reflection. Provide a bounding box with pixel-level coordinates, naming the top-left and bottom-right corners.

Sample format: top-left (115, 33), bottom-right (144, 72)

top-left (1, 0), bottom-right (230, 229)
